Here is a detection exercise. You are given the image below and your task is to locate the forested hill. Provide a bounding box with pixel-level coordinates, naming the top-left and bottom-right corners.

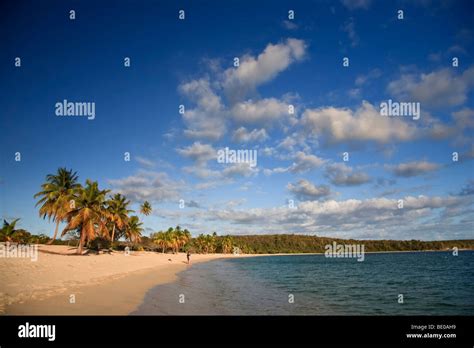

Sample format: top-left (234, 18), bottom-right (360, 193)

top-left (222, 234), bottom-right (474, 254)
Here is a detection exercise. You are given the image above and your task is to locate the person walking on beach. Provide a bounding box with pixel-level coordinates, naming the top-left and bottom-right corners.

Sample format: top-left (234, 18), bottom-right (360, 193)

top-left (186, 251), bottom-right (191, 264)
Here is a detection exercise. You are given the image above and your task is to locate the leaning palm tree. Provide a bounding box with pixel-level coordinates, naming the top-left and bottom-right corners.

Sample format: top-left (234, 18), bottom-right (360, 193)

top-left (34, 168), bottom-right (81, 244)
top-left (125, 216), bottom-right (143, 244)
top-left (106, 193), bottom-right (133, 247)
top-left (0, 219), bottom-right (20, 242)
top-left (140, 201), bottom-right (152, 216)
top-left (61, 180), bottom-right (110, 254)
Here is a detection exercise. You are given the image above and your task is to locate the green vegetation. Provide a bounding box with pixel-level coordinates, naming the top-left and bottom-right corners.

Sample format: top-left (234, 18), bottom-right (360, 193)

top-left (5, 167), bottom-right (474, 256)
top-left (0, 219), bottom-right (50, 244)
top-left (114, 231), bottom-right (474, 255)
top-left (32, 168), bottom-right (144, 254)
top-left (107, 193), bottom-right (133, 245)
top-left (151, 232), bottom-right (473, 254)
top-left (140, 201), bottom-right (152, 216)
top-left (151, 226), bottom-right (191, 253)
top-left (222, 234), bottom-right (474, 254)
top-left (34, 168), bottom-right (81, 244)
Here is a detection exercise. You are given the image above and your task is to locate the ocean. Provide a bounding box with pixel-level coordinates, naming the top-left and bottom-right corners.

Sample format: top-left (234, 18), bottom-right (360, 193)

top-left (133, 251), bottom-right (474, 315)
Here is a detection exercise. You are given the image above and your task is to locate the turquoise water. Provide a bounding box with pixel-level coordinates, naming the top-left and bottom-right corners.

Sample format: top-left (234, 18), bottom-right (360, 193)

top-left (133, 251), bottom-right (474, 315)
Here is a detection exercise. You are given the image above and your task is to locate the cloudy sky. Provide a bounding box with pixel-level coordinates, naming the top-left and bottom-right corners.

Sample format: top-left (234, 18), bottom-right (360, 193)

top-left (1, 0), bottom-right (473, 240)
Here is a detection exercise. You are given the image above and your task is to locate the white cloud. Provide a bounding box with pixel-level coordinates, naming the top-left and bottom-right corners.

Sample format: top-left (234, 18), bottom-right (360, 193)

top-left (183, 165), bottom-right (220, 179)
top-left (264, 151), bottom-right (326, 175)
top-left (387, 161), bottom-right (440, 177)
top-left (282, 20), bottom-right (298, 30)
top-left (223, 38), bottom-right (306, 103)
top-left (277, 136), bottom-right (298, 150)
top-left (355, 68), bottom-right (382, 86)
top-left (176, 39), bottom-right (307, 141)
top-left (452, 108), bottom-right (474, 129)
top-left (324, 163), bottom-right (371, 186)
top-left (348, 88), bottom-right (361, 98)
top-left (301, 101), bottom-right (417, 144)
top-left (232, 127), bottom-right (269, 143)
top-left (177, 142), bottom-right (216, 164)
top-left (178, 78), bottom-right (227, 140)
top-left (184, 194), bottom-right (469, 239)
top-left (290, 151), bottom-right (326, 173)
top-left (231, 98), bottom-right (292, 125)
top-left (108, 170), bottom-right (182, 203)
top-left (342, 18), bottom-right (359, 47)
top-left (183, 159), bottom-right (259, 182)
top-left (287, 179), bottom-right (332, 201)
top-left (221, 163), bottom-right (259, 178)
top-left (387, 66), bottom-right (474, 108)
top-left (135, 156), bottom-right (155, 168)
top-left (263, 167), bottom-right (288, 176)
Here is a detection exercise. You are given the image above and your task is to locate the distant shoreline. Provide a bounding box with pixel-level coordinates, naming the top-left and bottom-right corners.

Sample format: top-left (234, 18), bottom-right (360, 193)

top-left (240, 248), bottom-right (473, 257)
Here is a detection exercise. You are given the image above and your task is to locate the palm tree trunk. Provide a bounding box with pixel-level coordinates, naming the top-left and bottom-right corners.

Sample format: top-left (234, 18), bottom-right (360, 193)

top-left (77, 228), bottom-right (86, 255)
top-left (47, 220), bottom-right (60, 244)
top-left (111, 225), bottom-right (116, 248)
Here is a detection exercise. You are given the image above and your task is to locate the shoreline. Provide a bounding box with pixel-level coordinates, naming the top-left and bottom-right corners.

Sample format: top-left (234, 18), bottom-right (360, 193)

top-left (0, 245), bottom-right (249, 315)
top-left (245, 248), bottom-right (472, 256)
top-left (1, 245), bottom-right (471, 315)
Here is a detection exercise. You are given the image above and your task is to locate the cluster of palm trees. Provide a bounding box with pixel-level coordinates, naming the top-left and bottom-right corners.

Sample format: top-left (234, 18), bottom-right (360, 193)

top-left (149, 230), bottom-right (235, 254)
top-left (192, 233), bottom-right (234, 254)
top-left (34, 168), bottom-right (152, 254)
top-left (151, 226), bottom-right (191, 253)
top-left (30, 168), bottom-right (239, 255)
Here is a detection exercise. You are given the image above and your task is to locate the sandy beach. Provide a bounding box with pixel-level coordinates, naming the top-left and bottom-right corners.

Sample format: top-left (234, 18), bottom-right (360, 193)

top-left (0, 244), bottom-right (244, 315)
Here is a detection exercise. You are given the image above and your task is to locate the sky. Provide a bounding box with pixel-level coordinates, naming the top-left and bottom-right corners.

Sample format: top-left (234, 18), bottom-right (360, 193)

top-left (1, 0), bottom-right (473, 240)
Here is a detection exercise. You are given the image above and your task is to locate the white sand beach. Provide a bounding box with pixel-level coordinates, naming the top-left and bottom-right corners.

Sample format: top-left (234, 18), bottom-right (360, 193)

top-left (0, 244), bottom-right (245, 315)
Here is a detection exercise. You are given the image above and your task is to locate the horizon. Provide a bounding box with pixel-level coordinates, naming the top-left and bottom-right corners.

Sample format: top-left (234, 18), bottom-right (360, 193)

top-left (1, 0), bottom-right (474, 242)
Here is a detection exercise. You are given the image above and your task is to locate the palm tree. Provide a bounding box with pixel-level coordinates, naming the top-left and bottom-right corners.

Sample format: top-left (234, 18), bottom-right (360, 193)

top-left (61, 180), bottom-right (110, 254)
top-left (183, 229), bottom-right (191, 242)
top-left (182, 229), bottom-right (190, 249)
top-left (152, 231), bottom-right (168, 253)
top-left (140, 201), bottom-right (152, 216)
top-left (220, 236), bottom-right (234, 253)
top-left (106, 193), bottom-right (133, 247)
top-left (0, 219), bottom-right (20, 242)
top-left (34, 168), bottom-right (81, 244)
top-left (125, 216), bottom-right (143, 244)
top-left (194, 234), bottom-right (207, 253)
top-left (152, 231), bottom-right (162, 252)
top-left (175, 227), bottom-right (191, 252)
top-left (169, 230), bottom-right (179, 254)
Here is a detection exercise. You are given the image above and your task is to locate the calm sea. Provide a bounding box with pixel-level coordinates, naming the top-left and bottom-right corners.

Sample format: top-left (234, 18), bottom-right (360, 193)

top-left (133, 251), bottom-right (474, 315)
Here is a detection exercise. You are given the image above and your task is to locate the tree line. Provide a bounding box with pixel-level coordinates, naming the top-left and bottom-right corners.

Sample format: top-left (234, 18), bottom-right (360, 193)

top-left (1, 167), bottom-right (473, 255)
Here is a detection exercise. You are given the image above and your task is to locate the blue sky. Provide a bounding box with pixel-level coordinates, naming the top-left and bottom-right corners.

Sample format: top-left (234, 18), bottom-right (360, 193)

top-left (1, 0), bottom-right (473, 240)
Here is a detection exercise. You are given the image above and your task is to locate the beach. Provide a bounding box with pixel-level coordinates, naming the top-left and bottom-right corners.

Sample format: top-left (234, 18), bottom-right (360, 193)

top-left (2, 246), bottom-right (473, 316)
top-left (0, 244), bottom-right (244, 315)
